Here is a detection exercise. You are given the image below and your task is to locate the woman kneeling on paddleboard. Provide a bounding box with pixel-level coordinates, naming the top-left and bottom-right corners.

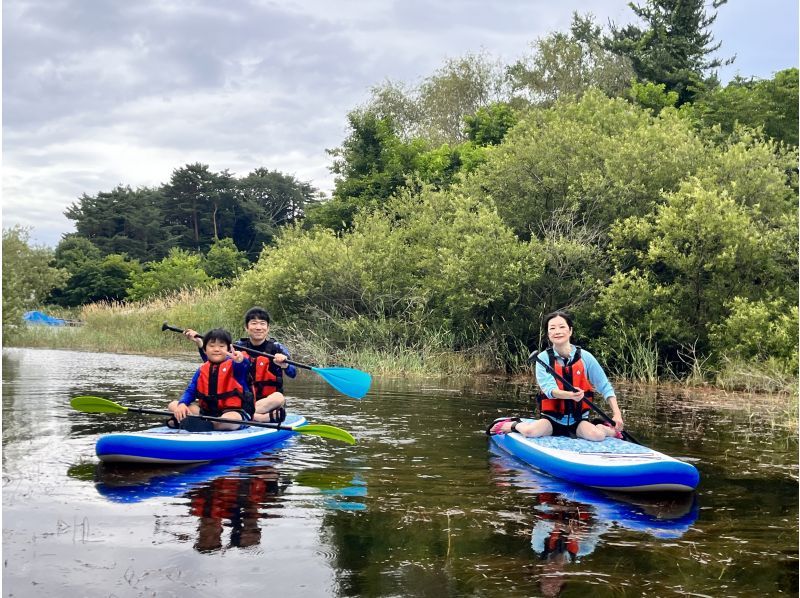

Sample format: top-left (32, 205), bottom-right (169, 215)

top-left (490, 311), bottom-right (624, 441)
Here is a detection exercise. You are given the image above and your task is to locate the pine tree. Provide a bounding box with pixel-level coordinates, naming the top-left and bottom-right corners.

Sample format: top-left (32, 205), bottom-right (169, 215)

top-left (607, 0), bottom-right (734, 105)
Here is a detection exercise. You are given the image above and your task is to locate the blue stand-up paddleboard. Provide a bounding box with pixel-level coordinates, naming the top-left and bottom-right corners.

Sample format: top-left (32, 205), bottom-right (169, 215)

top-left (96, 414), bottom-right (307, 464)
top-left (491, 419), bottom-right (699, 493)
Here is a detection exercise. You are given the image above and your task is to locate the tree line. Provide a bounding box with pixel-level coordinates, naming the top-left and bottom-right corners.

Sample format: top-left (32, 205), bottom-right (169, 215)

top-left (14, 165), bottom-right (319, 307)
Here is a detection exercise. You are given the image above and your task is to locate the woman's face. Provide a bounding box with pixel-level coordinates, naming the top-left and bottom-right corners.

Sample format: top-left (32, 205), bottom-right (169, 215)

top-left (547, 316), bottom-right (572, 345)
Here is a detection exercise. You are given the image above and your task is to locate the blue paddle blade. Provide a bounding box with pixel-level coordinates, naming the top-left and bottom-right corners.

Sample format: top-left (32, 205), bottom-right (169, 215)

top-left (311, 366), bottom-right (371, 399)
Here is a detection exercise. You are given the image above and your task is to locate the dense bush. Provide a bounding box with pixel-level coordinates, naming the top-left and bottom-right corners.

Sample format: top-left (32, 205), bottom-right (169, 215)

top-left (127, 248), bottom-right (215, 302)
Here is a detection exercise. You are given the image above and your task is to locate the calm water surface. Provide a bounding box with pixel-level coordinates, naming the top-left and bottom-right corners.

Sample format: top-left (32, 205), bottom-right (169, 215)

top-left (2, 348), bottom-right (797, 597)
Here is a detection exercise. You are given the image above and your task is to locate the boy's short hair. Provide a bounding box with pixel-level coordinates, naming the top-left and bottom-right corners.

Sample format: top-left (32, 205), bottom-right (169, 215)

top-left (244, 306), bottom-right (271, 325)
top-left (202, 328), bottom-right (233, 350)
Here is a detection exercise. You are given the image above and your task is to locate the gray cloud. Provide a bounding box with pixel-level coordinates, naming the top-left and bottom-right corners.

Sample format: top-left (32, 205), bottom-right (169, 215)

top-left (3, 0), bottom-right (797, 246)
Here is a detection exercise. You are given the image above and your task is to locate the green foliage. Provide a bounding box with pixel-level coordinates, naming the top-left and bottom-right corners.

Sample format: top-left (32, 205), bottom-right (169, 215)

top-left (15, 25), bottom-right (798, 388)
top-left (413, 142), bottom-right (489, 188)
top-left (416, 52), bottom-right (506, 144)
top-left (607, 0), bottom-right (733, 105)
top-left (599, 179), bottom-right (786, 360)
top-left (365, 52), bottom-right (506, 144)
top-left (464, 90), bottom-right (708, 238)
top-left (2, 227), bottom-right (67, 328)
top-left (236, 168), bottom-right (319, 257)
top-left (203, 238), bottom-right (250, 282)
top-left (65, 186), bottom-right (170, 261)
top-left (161, 163), bottom-right (234, 251)
top-left (364, 80), bottom-right (422, 140)
top-left (52, 253), bottom-right (142, 307)
top-left (311, 109), bottom-right (491, 230)
top-left (64, 163), bottom-right (317, 264)
top-left (688, 69), bottom-right (799, 146)
top-left (235, 186), bottom-right (545, 352)
top-left (464, 103), bottom-right (518, 146)
top-left (533, 208), bottom-right (606, 317)
top-left (710, 297), bottom-right (799, 373)
top-left (628, 79), bottom-right (679, 113)
top-left (691, 128), bottom-right (798, 223)
top-left (127, 248), bottom-right (215, 302)
top-left (508, 12), bottom-right (635, 103)
top-left (53, 233), bottom-right (102, 271)
top-left (310, 111), bottom-right (422, 230)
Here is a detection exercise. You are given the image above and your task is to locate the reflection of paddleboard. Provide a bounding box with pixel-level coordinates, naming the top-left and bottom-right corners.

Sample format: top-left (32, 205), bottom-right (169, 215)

top-left (491, 419), bottom-right (700, 492)
top-left (489, 444), bottom-right (698, 539)
top-left (68, 445), bottom-right (368, 513)
top-left (294, 469), bottom-right (368, 511)
top-left (96, 414), bottom-right (306, 464)
top-left (80, 448), bottom-right (293, 503)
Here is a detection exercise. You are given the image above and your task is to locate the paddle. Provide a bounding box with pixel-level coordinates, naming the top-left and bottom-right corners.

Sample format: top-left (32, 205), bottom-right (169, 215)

top-left (162, 322), bottom-right (371, 399)
top-left (528, 351), bottom-right (642, 445)
top-left (70, 396), bottom-right (356, 445)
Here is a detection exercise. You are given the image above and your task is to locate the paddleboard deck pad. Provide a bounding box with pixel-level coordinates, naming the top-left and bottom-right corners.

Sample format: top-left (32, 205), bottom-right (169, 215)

top-left (491, 420), bottom-right (699, 492)
top-left (96, 414), bottom-right (306, 464)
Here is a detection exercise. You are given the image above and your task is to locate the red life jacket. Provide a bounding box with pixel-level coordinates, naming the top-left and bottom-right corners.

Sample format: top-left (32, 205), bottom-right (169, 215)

top-left (195, 360), bottom-right (246, 416)
top-left (546, 529), bottom-right (579, 558)
top-left (239, 339), bottom-right (285, 399)
top-left (247, 354), bottom-right (281, 399)
top-left (190, 476), bottom-right (271, 520)
top-left (538, 347), bottom-right (594, 423)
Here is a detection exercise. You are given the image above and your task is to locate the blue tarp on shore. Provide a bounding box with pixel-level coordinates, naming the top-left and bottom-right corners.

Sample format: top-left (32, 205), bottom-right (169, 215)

top-left (23, 311), bottom-right (66, 326)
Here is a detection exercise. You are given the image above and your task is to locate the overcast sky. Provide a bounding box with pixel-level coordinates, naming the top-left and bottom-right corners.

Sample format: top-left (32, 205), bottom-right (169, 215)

top-left (4, 0), bottom-right (798, 247)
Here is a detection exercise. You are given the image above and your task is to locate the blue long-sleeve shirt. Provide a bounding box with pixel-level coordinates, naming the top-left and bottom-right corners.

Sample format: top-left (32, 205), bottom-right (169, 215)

top-left (179, 358), bottom-right (251, 405)
top-left (535, 346), bottom-right (615, 399)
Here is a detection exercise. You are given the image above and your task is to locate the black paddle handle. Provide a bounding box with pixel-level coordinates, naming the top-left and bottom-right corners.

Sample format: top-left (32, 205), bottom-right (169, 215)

top-left (528, 352), bottom-right (641, 445)
top-left (127, 404), bottom-right (297, 432)
top-left (161, 322), bottom-right (312, 371)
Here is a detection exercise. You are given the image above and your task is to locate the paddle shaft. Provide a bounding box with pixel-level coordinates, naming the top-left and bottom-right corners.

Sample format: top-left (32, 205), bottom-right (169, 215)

top-left (161, 323), bottom-right (313, 371)
top-left (529, 352), bottom-right (642, 445)
top-left (162, 321), bottom-right (371, 400)
top-left (125, 404), bottom-right (302, 433)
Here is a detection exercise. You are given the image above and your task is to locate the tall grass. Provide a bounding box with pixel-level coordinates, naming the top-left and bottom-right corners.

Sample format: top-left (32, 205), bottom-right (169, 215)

top-left (276, 316), bottom-right (501, 376)
top-left (5, 288), bottom-right (498, 376)
top-left (7, 287), bottom-right (240, 355)
top-left (598, 326), bottom-right (660, 384)
top-left (714, 356), bottom-right (799, 394)
top-left (6, 289), bottom-right (797, 393)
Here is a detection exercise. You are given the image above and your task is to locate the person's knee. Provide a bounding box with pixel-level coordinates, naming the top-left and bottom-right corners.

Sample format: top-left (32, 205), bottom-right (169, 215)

top-left (521, 419), bottom-right (551, 438)
top-left (580, 424), bottom-right (605, 441)
top-left (215, 411), bottom-right (242, 430)
top-left (267, 392), bottom-right (285, 405)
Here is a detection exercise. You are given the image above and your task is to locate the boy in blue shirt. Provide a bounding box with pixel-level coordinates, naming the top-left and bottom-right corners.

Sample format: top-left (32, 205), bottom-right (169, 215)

top-left (168, 328), bottom-right (251, 431)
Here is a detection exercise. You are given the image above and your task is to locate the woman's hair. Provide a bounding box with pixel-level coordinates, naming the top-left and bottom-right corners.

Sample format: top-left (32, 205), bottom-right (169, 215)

top-left (244, 306), bottom-right (271, 325)
top-left (543, 311), bottom-right (574, 330)
top-left (202, 328), bottom-right (233, 349)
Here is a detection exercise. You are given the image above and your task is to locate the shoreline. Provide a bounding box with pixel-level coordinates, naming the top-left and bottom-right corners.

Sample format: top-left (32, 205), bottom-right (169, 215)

top-left (6, 337), bottom-right (797, 396)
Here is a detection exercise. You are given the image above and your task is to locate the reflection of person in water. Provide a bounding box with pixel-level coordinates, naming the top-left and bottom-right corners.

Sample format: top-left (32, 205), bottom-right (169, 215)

top-left (186, 465), bottom-right (281, 553)
top-left (531, 492), bottom-right (608, 597)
